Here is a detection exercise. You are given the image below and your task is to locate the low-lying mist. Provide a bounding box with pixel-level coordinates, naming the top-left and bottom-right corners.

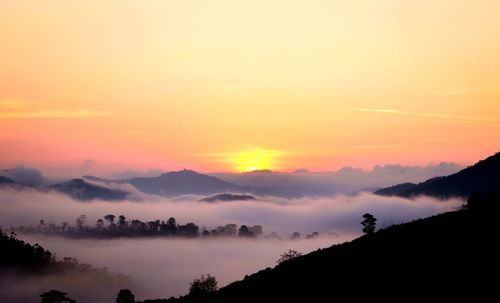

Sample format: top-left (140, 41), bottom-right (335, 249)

top-left (0, 188), bottom-right (461, 235)
top-left (18, 235), bottom-right (347, 301)
top-left (0, 187), bottom-right (463, 301)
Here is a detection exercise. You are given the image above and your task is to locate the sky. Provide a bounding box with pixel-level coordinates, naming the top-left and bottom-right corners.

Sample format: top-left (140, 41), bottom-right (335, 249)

top-left (1, 0), bottom-right (499, 174)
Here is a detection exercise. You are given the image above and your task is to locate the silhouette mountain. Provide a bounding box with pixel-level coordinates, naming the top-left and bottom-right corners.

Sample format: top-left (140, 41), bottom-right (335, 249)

top-left (85, 170), bottom-right (278, 198)
top-left (0, 176), bottom-right (17, 185)
top-left (141, 192), bottom-right (500, 303)
top-left (374, 152), bottom-right (500, 198)
top-left (200, 193), bottom-right (256, 203)
top-left (51, 179), bottom-right (129, 201)
top-left (1, 166), bottom-right (48, 186)
top-left (373, 182), bottom-right (417, 196)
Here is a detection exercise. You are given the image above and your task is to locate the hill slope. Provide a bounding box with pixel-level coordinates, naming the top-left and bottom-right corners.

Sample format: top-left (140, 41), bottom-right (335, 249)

top-left (0, 176), bottom-right (16, 185)
top-left (143, 192), bottom-right (500, 302)
top-left (375, 152), bottom-right (500, 198)
top-left (51, 179), bottom-right (129, 201)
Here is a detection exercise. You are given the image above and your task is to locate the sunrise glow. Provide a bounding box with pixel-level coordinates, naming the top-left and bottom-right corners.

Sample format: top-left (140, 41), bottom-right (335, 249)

top-left (231, 149), bottom-right (280, 172)
top-left (0, 0), bottom-right (499, 174)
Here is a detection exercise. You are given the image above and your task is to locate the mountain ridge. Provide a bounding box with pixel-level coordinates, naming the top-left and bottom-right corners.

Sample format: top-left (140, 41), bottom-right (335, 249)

top-left (375, 152), bottom-right (500, 198)
top-left (85, 170), bottom-right (283, 198)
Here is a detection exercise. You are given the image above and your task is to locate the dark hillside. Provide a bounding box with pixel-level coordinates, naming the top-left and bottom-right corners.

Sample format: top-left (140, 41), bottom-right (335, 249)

top-left (375, 152), bottom-right (500, 198)
top-left (143, 192), bottom-right (500, 302)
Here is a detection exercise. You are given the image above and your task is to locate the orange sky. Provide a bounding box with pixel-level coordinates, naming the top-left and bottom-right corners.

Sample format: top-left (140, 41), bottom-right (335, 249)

top-left (1, 0), bottom-right (499, 174)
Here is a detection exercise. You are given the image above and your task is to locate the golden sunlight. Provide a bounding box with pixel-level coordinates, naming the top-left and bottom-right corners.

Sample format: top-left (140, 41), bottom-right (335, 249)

top-left (231, 149), bottom-right (280, 172)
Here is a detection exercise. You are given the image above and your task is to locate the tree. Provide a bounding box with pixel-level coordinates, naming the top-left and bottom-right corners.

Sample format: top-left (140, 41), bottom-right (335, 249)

top-left (104, 214), bottom-right (116, 225)
top-left (361, 213), bottom-right (377, 235)
top-left (179, 222), bottom-right (199, 237)
top-left (95, 219), bottom-right (104, 230)
top-left (166, 217), bottom-right (178, 234)
top-left (40, 290), bottom-right (75, 303)
top-left (189, 274), bottom-right (218, 297)
top-left (118, 215), bottom-right (127, 228)
top-left (75, 215), bottom-right (87, 230)
top-left (277, 249), bottom-right (302, 264)
top-left (223, 224), bottom-right (238, 236)
top-left (238, 225), bottom-right (254, 237)
top-left (116, 289), bottom-right (135, 303)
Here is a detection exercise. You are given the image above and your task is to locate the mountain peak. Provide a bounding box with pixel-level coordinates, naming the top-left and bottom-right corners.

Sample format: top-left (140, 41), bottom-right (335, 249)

top-left (160, 169), bottom-right (201, 177)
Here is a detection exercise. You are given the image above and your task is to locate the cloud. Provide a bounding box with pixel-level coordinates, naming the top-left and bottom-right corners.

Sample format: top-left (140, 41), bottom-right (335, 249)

top-left (0, 98), bottom-right (107, 119)
top-left (0, 187), bottom-right (462, 300)
top-left (213, 162), bottom-right (464, 196)
top-left (0, 186), bottom-right (462, 239)
top-left (0, 188), bottom-right (463, 302)
top-left (350, 107), bottom-right (500, 123)
top-left (423, 85), bottom-right (476, 96)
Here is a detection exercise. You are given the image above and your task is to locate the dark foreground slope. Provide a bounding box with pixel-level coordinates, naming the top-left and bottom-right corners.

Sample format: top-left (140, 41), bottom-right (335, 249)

top-left (0, 230), bottom-right (133, 302)
top-left (144, 192), bottom-right (500, 303)
top-left (375, 152), bottom-right (500, 198)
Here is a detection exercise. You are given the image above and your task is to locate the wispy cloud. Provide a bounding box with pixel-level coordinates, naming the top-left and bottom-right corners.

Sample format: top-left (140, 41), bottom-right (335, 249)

top-left (423, 85), bottom-right (476, 96)
top-left (350, 108), bottom-right (500, 123)
top-left (0, 98), bottom-right (107, 119)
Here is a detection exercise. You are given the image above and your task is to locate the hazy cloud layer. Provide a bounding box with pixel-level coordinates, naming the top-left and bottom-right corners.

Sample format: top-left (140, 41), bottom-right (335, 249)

top-left (212, 162), bottom-right (464, 196)
top-left (0, 188), bottom-right (462, 234)
top-left (18, 235), bottom-right (344, 301)
top-left (0, 188), bottom-right (463, 301)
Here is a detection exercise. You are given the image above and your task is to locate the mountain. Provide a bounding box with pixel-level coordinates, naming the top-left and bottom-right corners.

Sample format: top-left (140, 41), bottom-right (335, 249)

top-left (372, 182), bottom-right (417, 196)
top-left (375, 152), bottom-right (500, 198)
top-left (85, 170), bottom-right (279, 198)
top-left (200, 193), bottom-right (256, 203)
top-left (125, 170), bottom-right (244, 197)
top-left (0, 176), bottom-right (16, 185)
top-left (1, 166), bottom-right (48, 186)
top-left (142, 192), bottom-right (500, 302)
top-left (51, 179), bottom-right (129, 201)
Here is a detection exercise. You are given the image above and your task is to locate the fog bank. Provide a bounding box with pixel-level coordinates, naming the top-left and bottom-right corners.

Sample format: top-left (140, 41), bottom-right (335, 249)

top-left (0, 188), bottom-right (462, 235)
top-left (0, 187), bottom-right (463, 301)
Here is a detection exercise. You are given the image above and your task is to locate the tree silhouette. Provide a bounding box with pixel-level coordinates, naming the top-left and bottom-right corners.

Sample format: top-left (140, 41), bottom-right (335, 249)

top-left (104, 214), bottom-right (116, 224)
top-left (116, 289), bottom-right (135, 303)
top-left (277, 249), bottom-right (303, 264)
top-left (290, 232), bottom-right (301, 240)
top-left (189, 274), bottom-right (218, 297)
top-left (40, 290), bottom-right (75, 303)
top-left (118, 215), bottom-right (127, 228)
top-left (75, 215), bottom-right (87, 230)
top-left (361, 213), bottom-right (377, 235)
top-left (95, 219), bottom-right (104, 230)
top-left (238, 225), bottom-right (254, 237)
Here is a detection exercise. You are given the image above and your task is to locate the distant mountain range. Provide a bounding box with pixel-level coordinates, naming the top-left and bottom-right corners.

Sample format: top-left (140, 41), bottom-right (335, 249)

top-left (2, 152), bottom-right (499, 201)
top-left (84, 170), bottom-right (282, 199)
top-left (200, 193), bottom-right (257, 203)
top-left (375, 152), bottom-right (500, 198)
top-left (1, 169), bottom-right (280, 201)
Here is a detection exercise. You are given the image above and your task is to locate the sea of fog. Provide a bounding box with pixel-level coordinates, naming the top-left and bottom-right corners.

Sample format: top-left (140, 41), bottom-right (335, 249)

top-left (0, 187), bottom-right (463, 302)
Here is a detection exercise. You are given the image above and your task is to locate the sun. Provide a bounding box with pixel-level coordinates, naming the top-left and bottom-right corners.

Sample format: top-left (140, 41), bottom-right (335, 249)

top-left (231, 149), bottom-right (279, 172)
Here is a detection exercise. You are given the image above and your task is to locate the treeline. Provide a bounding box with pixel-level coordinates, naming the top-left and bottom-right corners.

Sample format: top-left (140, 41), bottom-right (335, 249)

top-left (11, 214), bottom-right (323, 240)
top-left (12, 215), bottom-right (264, 239)
top-left (0, 228), bottom-right (129, 281)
